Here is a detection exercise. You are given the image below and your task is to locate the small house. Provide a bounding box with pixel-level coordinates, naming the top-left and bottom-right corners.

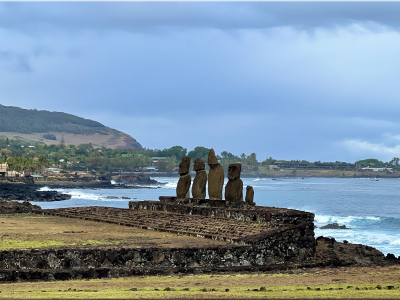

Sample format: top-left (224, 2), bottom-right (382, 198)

top-left (0, 163), bottom-right (7, 177)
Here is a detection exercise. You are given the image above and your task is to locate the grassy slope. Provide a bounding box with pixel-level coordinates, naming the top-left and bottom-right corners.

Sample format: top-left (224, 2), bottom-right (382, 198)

top-left (0, 104), bottom-right (142, 149)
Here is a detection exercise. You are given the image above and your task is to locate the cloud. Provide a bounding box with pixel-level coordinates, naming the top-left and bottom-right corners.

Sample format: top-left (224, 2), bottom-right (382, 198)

top-left (1, 3), bottom-right (400, 162)
top-left (341, 138), bottom-right (400, 160)
top-left (0, 50), bottom-right (33, 72)
top-left (2, 2), bottom-right (400, 34)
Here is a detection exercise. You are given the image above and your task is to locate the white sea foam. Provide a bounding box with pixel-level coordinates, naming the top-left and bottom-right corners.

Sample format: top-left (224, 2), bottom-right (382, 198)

top-left (389, 239), bottom-right (400, 246)
top-left (38, 186), bottom-right (54, 192)
top-left (314, 214), bottom-right (382, 228)
top-left (165, 181), bottom-right (178, 189)
top-left (65, 190), bottom-right (102, 201)
top-left (315, 228), bottom-right (400, 256)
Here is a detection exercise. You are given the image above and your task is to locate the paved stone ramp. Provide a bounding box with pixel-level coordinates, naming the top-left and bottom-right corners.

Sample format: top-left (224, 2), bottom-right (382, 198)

top-left (40, 207), bottom-right (287, 244)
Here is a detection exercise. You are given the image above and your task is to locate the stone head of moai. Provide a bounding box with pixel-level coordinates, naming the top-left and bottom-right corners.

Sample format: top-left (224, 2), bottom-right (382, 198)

top-left (225, 163), bottom-right (243, 202)
top-left (245, 185), bottom-right (255, 205)
top-left (178, 156), bottom-right (191, 175)
top-left (207, 148), bottom-right (219, 165)
top-left (192, 158), bottom-right (207, 199)
top-left (207, 148), bottom-right (224, 200)
top-left (193, 158), bottom-right (205, 172)
top-left (228, 163), bottom-right (242, 180)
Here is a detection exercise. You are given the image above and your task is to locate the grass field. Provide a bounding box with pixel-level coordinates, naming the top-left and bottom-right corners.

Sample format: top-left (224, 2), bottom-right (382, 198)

top-left (0, 213), bottom-right (226, 250)
top-left (1, 265), bottom-right (400, 299)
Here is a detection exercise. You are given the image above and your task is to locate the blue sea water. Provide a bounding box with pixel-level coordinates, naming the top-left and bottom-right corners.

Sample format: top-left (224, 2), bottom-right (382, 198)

top-left (33, 177), bottom-right (400, 257)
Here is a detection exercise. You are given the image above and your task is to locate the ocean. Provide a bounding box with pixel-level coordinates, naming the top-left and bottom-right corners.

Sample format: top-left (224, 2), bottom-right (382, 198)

top-left (34, 177), bottom-right (400, 257)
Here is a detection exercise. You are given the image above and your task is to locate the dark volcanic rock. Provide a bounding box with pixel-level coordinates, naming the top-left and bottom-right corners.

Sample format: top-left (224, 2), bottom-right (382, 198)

top-left (0, 183), bottom-right (71, 202)
top-left (114, 174), bottom-right (158, 185)
top-left (0, 199), bottom-right (41, 214)
top-left (315, 236), bottom-right (386, 267)
top-left (320, 223), bottom-right (349, 229)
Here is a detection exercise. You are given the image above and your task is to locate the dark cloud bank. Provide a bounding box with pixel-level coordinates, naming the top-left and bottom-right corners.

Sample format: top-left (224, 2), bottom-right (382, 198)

top-left (1, 2), bottom-right (400, 162)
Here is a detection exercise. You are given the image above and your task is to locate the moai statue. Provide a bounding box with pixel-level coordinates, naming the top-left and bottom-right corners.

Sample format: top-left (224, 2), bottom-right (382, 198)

top-left (192, 158), bottom-right (207, 199)
top-left (207, 148), bottom-right (224, 200)
top-left (176, 156), bottom-right (191, 199)
top-left (245, 185), bottom-right (255, 205)
top-left (225, 163), bottom-right (243, 202)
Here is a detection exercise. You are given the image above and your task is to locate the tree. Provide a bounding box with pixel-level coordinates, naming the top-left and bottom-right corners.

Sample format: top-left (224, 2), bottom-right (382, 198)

top-left (0, 148), bottom-right (12, 157)
top-left (248, 153), bottom-right (259, 172)
top-left (389, 157), bottom-right (400, 167)
top-left (221, 151), bottom-right (236, 159)
top-left (37, 155), bottom-right (51, 174)
top-left (219, 151), bottom-right (240, 170)
top-left (60, 135), bottom-right (65, 147)
top-left (355, 158), bottom-right (385, 168)
top-left (161, 146), bottom-right (187, 161)
top-left (188, 146), bottom-right (210, 163)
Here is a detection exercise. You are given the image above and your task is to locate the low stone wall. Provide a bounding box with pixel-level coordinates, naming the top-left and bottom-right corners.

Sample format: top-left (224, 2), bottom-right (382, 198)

top-left (129, 198), bottom-right (314, 226)
top-left (0, 225), bottom-right (314, 281)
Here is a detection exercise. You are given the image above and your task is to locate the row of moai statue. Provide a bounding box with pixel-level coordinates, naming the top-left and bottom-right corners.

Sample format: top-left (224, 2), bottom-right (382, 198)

top-left (176, 148), bottom-right (254, 205)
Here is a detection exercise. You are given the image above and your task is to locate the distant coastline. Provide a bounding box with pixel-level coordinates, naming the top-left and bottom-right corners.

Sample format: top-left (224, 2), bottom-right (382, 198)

top-left (138, 169), bottom-right (400, 179)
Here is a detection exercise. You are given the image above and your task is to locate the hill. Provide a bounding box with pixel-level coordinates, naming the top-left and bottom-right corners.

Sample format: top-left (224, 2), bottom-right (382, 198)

top-left (0, 104), bottom-right (142, 149)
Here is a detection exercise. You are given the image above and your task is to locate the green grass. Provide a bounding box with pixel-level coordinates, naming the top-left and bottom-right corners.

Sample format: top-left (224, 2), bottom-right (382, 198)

top-left (0, 238), bottom-right (122, 250)
top-left (1, 275), bottom-right (399, 299)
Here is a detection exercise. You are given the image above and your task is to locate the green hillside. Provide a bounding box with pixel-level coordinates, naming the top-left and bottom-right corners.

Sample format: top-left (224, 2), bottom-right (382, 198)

top-left (0, 104), bottom-right (142, 149)
top-left (0, 104), bottom-right (106, 135)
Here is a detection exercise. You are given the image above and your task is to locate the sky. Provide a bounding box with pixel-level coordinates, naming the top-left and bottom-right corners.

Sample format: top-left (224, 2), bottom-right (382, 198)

top-left (2, 2), bottom-right (400, 163)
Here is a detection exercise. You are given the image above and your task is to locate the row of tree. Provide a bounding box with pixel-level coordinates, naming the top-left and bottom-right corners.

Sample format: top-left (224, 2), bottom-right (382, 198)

top-left (0, 138), bottom-right (260, 174)
top-left (2, 155), bottom-right (51, 175)
top-left (1, 137), bottom-right (399, 175)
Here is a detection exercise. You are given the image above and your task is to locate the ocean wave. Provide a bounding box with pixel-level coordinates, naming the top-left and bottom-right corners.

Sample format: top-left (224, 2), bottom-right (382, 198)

top-left (315, 227), bottom-right (400, 255)
top-left (63, 191), bottom-right (102, 201)
top-left (38, 186), bottom-right (55, 192)
top-left (164, 181), bottom-right (178, 189)
top-left (389, 239), bottom-right (400, 246)
top-left (314, 214), bottom-right (383, 228)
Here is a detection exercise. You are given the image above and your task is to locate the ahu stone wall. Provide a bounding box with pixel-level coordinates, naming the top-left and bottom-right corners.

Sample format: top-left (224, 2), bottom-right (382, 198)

top-left (0, 224), bottom-right (314, 282)
top-left (129, 197), bottom-right (315, 226)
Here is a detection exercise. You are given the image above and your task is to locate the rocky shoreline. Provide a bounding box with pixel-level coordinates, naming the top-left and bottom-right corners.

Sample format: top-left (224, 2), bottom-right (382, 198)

top-left (0, 199), bottom-right (41, 213)
top-left (34, 180), bottom-right (162, 190)
top-left (0, 174), bottom-right (163, 202)
top-left (0, 183), bottom-right (71, 202)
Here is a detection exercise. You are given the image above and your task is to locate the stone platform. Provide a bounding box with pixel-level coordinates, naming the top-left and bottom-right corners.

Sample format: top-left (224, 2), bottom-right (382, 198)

top-left (0, 199), bottom-right (316, 283)
top-left (42, 207), bottom-right (293, 244)
top-left (129, 197), bottom-right (314, 225)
